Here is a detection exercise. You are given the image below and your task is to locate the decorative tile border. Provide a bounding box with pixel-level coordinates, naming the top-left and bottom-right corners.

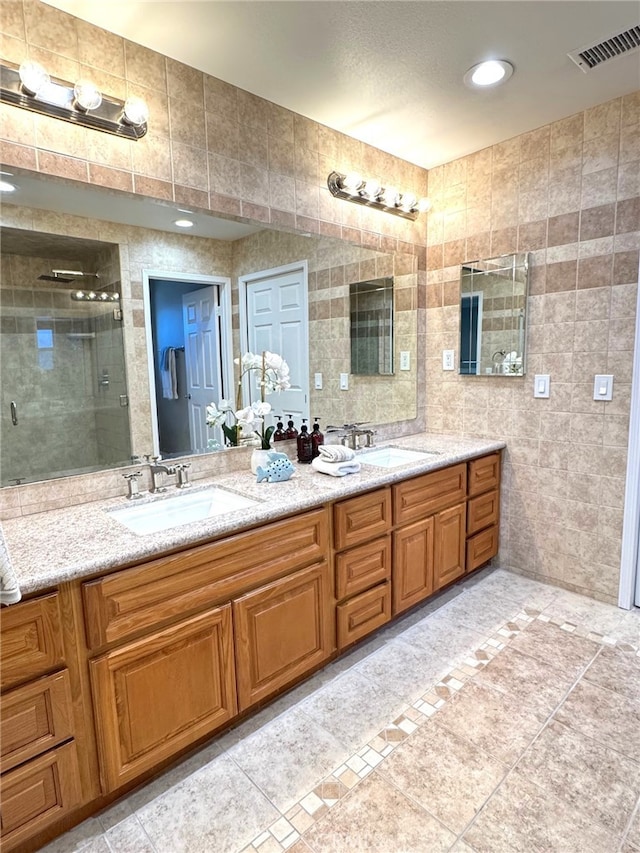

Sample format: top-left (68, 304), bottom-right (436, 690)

top-left (241, 607), bottom-right (639, 853)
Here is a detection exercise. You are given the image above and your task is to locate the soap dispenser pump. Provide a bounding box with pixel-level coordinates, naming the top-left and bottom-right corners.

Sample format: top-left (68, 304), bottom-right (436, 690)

top-left (285, 414), bottom-right (298, 440)
top-left (273, 415), bottom-right (286, 441)
top-left (296, 419), bottom-right (313, 464)
top-left (311, 416), bottom-right (324, 459)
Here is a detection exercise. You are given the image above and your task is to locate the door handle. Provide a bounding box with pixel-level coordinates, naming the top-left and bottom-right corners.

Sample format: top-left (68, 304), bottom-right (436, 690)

top-left (10, 401), bottom-right (17, 426)
top-left (184, 394), bottom-right (192, 399)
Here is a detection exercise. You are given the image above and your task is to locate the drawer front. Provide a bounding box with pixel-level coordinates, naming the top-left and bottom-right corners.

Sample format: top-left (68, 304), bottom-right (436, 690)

top-left (467, 489), bottom-right (499, 536)
top-left (467, 525), bottom-right (499, 573)
top-left (233, 562), bottom-right (333, 711)
top-left (1, 671), bottom-right (74, 773)
top-left (335, 536), bottom-right (391, 601)
top-left (0, 594), bottom-right (65, 691)
top-left (468, 453), bottom-right (501, 497)
top-left (393, 464), bottom-right (466, 526)
top-left (89, 605), bottom-right (237, 792)
top-left (334, 488), bottom-right (392, 551)
top-left (336, 582), bottom-right (391, 650)
top-left (0, 741), bottom-right (82, 851)
top-left (83, 508), bottom-right (328, 650)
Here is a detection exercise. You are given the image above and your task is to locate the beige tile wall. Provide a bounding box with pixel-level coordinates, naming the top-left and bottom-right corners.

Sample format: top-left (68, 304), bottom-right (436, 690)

top-left (425, 93), bottom-right (640, 603)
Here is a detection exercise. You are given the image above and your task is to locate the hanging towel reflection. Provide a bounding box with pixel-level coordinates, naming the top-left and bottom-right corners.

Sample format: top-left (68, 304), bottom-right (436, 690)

top-left (161, 347), bottom-right (179, 399)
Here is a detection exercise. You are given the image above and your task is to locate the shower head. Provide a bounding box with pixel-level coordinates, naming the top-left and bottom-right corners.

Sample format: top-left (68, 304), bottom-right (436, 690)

top-left (37, 270), bottom-right (100, 283)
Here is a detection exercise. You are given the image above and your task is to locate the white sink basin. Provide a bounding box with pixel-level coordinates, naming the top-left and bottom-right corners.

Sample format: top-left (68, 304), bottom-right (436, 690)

top-left (107, 487), bottom-right (259, 535)
top-left (357, 447), bottom-right (440, 468)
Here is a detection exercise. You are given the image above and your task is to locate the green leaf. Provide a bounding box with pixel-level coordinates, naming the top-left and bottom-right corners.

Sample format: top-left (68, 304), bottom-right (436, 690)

top-left (262, 425), bottom-right (275, 449)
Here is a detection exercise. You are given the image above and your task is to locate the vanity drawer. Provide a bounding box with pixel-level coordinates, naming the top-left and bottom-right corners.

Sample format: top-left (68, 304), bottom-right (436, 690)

top-left (467, 525), bottom-right (499, 573)
top-left (0, 740), bottom-right (82, 851)
top-left (334, 488), bottom-right (392, 551)
top-left (468, 453), bottom-right (501, 497)
top-left (335, 536), bottom-right (391, 601)
top-left (393, 463), bottom-right (466, 525)
top-left (1, 670), bottom-right (74, 773)
top-left (0, 594), bottom-right (65, 691)
top-left (83, 508), bottom-right (328, 649)
top-left (467, 489), bottom-right (500, 536)
top-left (336, 582), bottom-right (391, 650)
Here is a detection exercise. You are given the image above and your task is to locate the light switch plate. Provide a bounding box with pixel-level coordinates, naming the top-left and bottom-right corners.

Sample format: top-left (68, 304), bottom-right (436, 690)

top-left (314, 372), bottom-right (323, 390)
top-left (593, 374), bottom-right (614, 401)
top-left (533, 374), bottom-right (550, 398)
top-left (339, 373), bottom-right (349, 391)
top-left (400, 351), bottom-right (410, 371)
top-left (442, 350), bottom-right (455, 371)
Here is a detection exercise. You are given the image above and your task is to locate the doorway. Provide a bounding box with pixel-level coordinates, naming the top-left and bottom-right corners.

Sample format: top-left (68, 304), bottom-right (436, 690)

top-left (238, 262), bottom-right (310, 425)
top-left (143, 271), bottom-right (233, 459)
top-left (460, 292), bottom-right (483, 375)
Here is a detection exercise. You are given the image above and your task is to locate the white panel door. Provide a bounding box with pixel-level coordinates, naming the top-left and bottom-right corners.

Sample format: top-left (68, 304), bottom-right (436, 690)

top-left (244, 267), bottom-right (309, 424)
top-left (182, 286), bottom-right (222, 453)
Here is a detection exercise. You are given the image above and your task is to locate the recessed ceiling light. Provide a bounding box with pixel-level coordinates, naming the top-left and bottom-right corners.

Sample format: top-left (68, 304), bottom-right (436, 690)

top-left (173, 218), bottom-right (194, 228)
top-left (464, 59), bottom-right (514, 89)
top-left (0, 179), bottom-right (17, 193)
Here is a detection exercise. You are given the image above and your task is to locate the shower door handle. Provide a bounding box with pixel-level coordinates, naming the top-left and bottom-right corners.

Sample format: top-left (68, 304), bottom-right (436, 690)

top-left (10, 401), bottom-right (18, 425)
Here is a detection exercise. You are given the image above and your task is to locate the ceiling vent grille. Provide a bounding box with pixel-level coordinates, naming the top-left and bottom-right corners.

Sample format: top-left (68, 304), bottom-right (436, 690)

top-left (568, 25), bottom-right (640, 71)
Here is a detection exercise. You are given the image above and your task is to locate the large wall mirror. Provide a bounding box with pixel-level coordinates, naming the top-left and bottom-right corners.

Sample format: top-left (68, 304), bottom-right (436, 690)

top-left (459, 252), bottom-right (529, 377)
top-left (0, 171), bottom-right (419, 486)
top-left (350, 277), bottom-right (394, 376)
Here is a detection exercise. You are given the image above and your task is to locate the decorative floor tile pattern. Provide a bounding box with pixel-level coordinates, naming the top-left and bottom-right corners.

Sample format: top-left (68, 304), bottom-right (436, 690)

top-left (41, 569), bottom-right (640, 853)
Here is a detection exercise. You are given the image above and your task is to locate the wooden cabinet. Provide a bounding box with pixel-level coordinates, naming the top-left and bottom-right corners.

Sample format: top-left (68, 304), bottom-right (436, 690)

top-left (234, 563), bottom-right (333, 710)
top-left (89, 605), bottom-right (236, 792)
top-left (393, 464), bottom-right (466, 526)
top-left (466, 453), bottom-right (501, 573)
top-left (333, 493), bottom-right (393, 650)
top-left (0, 592), bottom-right (86, 853)
top-left (393, 517), bottom-right (434, 614)
top-left (434, 503), bottom-right (466, 590)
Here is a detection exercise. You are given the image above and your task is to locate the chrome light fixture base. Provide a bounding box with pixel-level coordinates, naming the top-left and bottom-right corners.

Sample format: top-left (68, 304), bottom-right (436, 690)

top-left (0, 60), bottom-right (148, 139)
top-left (327, 170), bottom-right (427, 221)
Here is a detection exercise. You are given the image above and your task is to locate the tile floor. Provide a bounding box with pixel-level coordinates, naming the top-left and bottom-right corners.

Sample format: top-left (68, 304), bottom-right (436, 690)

top-left (41, 568), bottom-right (640, 853)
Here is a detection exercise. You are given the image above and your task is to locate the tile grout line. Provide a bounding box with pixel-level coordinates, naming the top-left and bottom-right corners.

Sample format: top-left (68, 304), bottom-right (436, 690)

top-left (240, 606), bottom-right (639, 853)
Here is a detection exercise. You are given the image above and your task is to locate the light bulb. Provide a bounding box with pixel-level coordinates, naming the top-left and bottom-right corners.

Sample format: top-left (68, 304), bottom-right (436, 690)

top-left (123, 96), bottom-right (149, 127)
top-left (173, 219), bottom-right (194, 228)
top-left (399, 192), bottom-right (417, 212)
top-left (18, 60), bottom-right (50, 95)
top-left (0, 180), bottom-right (16, 193)
top-left (464, 59), bottom-right (514, 89)
top-left (381, 186), bottom-right (399, 207)
top-left (417, 197), bottom-right (432, 213)
top-left (340, 172), bottom-right (363, 194)
top-left (73, 80), bottom-right (102, 111)
top-left (362, 180), bottom-right (382, 200)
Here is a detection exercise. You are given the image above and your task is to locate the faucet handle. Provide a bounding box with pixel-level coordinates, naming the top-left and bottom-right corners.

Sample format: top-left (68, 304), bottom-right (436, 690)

top-left (123, 470), bottom-right (143, 499)
top-left (175, 462), bottom-right (192, 489)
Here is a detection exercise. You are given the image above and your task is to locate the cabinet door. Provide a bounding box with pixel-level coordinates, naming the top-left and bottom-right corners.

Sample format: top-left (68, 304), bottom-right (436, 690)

top-left (467, 526), bottom-right (499, 573)
top-left (467, 489), bottom-right (499, 536)
top-left (392, 517), bottom-right (434, 615)
top-left (90, 605), bottom-right (236, 792)
top-left (335, 536), bottom-right (391, 601)
top-left (468, 453), bottom-right (500, 497)
top-left (337, 582), bottom-right (391, 650)
top-left (233, 563), bottom-right (333, 711)
top-left (0, 741), bottom-right (81, 851)
top-left (434, 503), bottom-right (466, 590)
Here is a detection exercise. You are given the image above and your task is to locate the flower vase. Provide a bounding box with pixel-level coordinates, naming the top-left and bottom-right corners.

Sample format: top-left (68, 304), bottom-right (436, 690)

top-left (251, 448), bottom-right (272, 474)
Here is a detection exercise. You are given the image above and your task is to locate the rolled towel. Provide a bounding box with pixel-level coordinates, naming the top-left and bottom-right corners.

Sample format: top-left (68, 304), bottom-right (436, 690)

top-left (318, 444), bottom-right (356, 463)
top-left (312, 457), bottom-right (361, 477)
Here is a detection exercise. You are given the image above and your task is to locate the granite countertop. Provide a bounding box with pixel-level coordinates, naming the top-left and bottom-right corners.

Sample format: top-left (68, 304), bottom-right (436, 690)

top-left (3, 434), bottom-right (505, 598)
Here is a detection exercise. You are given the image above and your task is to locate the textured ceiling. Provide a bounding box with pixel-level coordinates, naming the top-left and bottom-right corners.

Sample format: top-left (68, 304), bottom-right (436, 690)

top-left (43, 0), bottom-right (640, 168)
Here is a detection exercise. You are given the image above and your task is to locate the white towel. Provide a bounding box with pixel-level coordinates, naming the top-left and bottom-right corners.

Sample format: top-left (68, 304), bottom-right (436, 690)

top-left (161, 347), bottom-right (178, 400)
top-left (312, 457), bottom-right (361, 477)
top-left (318, 445), bottom-right (356, 463)
top-left (0, 524), bottom-right (21, 606)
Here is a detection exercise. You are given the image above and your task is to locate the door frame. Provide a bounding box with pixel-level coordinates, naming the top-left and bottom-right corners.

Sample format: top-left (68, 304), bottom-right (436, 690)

top-left (237, 260), bottom-right (309, 412)
top-left (142, 270), bottom-right (233, 457)
top-left (618, 258), bottom-right (640, 609)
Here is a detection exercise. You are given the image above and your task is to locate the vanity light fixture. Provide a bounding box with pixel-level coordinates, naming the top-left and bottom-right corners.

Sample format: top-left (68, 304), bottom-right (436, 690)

top-left (0, 59), bottom-right (148, 139)
top-left (463, 59), bottom-right (514, 89)
top-left (327, 171), bottom-right (430, 220)
top-left (70, 290), bottom-right (120, 302)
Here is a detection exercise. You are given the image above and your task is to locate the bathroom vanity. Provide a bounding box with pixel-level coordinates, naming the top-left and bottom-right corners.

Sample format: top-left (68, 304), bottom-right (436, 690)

top-left (0, 437), bottom-right (502, 852)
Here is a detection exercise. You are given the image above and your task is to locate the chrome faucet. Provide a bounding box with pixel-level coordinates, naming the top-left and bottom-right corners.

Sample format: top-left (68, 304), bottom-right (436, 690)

top-left (326, 424), bottom-right (377, 450)
top-left (123, 470), bottom-right (143, 499)
top-left (149, 457), bottom-right (176, 493)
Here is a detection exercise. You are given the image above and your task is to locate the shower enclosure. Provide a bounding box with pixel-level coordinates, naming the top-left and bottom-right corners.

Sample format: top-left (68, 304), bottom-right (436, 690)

top-left (0, 230), bottom-right (131, 486)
